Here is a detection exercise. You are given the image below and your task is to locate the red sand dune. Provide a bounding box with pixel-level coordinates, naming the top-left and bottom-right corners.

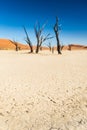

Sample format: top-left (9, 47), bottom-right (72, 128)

top-left (67, 44), bottom-right (87, 50)
top-left (0, 39), bottom-right (29, 50)
top-left (0, 38), bottom-right (87, 50)
top-left (41, 44), bottom-right (87, 51)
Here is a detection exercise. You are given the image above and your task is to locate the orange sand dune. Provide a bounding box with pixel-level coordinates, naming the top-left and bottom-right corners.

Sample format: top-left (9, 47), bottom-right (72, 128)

top-left (67, 44), bottom-right (87, 50)
top-left (0, 39), bottom-right (29, 50)
top-left (0, 39), bottom-right (87, 51)
top-left (42, 44), bottom-right (87, 51)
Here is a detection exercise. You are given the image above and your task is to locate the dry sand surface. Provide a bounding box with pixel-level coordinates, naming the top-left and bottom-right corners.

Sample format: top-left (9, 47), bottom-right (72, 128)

top-left (0, 50), bottom-right (87, 130)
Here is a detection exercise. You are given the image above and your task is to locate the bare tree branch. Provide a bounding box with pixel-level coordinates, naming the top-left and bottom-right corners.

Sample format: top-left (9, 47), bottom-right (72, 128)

top-left (34, 22), bottom-right (53, 53)
top-left (23, 26), bottom-right (33, 53)
top-left (10, 40), bottom-right (19, 51)
top-left (46, 42), bottom-right (52, 51)
top-left (53, 17), bottom-right (62, 54)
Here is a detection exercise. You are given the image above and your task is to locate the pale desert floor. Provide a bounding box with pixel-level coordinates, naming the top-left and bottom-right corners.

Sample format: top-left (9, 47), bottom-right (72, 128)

top-left (0, 50), bottom-right (87, 130)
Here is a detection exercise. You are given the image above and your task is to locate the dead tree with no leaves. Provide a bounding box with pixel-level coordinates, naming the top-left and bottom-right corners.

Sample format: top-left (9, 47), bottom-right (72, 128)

top-left (34, 22), bottom-right (53, 53)
top-left (61, 43), bottom-right (64, 50)
top-left (46, 42), bottom-right (52, 51)
top-left (10, 40), bottom-right (19, 51)
top-left (54, 17), bottom-right (62, 54)
top-left (23, 26), bottom-right (33, 53)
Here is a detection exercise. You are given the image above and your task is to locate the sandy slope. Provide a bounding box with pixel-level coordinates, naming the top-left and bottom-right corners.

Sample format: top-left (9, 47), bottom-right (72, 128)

top-left (0, 50), bottom-right (87, 130)
top-left (0, 38), bottom-right (87, 51)
top-left (0, 39), bottom-right (29, 50)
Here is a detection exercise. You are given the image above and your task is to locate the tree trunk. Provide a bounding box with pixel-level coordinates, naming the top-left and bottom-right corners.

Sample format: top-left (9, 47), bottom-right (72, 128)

top-left (52, 47), bottom-right (54, 53)
top-left (55, 32), bottom-right (61, 54)
top-left (68, 45), bottom-right (71, 51)
top-left (36, 45), bottom-right (39, 53)
top-left (30, 45), bottom-right (33, 53)
top-left (16, 44), bottom-right (18, 51)
top-left (36, 39), bottom-right (40, 53)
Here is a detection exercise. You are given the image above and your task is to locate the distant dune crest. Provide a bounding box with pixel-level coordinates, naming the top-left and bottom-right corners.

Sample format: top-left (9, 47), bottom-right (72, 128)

top-left (0, 39), bottom-right (29, 50)
top-left (0, 38), bottom-right (87, 50)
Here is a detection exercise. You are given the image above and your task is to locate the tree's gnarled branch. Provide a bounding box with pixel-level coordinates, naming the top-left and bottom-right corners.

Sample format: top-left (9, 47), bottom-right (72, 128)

top-left (23, 26), bottom-right (33, 53)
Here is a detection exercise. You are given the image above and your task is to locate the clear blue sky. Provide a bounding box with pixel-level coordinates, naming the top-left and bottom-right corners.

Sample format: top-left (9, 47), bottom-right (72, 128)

top-left (0, 0), bottom-right (87, 45)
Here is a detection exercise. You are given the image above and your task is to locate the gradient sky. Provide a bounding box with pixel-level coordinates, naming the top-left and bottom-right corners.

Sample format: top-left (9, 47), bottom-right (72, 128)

top-left (0, 0), bottom-right (87, 45)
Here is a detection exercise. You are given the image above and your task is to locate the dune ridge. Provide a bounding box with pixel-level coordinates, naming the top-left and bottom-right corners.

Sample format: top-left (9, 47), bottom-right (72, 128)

top-left (0, 38), bottom-right (87, 51)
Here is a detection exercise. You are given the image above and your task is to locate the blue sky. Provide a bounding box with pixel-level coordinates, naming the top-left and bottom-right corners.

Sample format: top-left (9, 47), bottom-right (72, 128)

top-left (0, 0), bottom-right (87, 45)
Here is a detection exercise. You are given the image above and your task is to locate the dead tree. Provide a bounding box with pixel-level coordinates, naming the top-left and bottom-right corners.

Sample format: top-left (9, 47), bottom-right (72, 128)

top-left (34, 22), bottom-right (53, 53)
top-left (68, 44), bottom-right (71, 51)
top-left (46, 42), bottom-right (52, 51)
top-left (10, 40), bottom-right (19, 51)
top-left (23, 26), bottom-right (33, 53)
top-left (61, 43), bottom-right (64, 50)
top-left (54, 17), bottom-right (62, 54)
